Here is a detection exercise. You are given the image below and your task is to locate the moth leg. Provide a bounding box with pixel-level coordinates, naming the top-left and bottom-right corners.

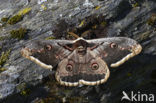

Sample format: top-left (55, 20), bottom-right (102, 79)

top-left (90, 45), bottom-right (99, 50)
top-left (57, 43), bottom-right (74, 51)
top-left (90, 42), bottom-right (104, 50)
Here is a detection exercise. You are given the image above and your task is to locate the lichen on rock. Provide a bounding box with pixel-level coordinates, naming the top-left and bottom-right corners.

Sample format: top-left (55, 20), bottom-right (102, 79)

top-left (0, 49), bottom-right (11, 68)
top-left (10, 28), bottom-right (28, 39)
top-left (7, 15), bottom-right (23, 25)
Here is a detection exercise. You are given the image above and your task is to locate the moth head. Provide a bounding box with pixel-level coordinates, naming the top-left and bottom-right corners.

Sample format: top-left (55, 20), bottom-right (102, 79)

top-left (76, 46), bottom-right (86, 56)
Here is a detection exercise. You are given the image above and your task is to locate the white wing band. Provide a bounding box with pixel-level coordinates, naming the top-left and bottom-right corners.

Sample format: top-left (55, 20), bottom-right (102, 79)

top-left (111, 44), bottom-right (142, 67)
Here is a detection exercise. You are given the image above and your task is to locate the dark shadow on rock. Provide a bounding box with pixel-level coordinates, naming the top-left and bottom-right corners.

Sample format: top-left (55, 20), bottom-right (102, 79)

top-left (102, 53), bottom-right (156, 103)
top-left (111, 0), bottom-right (132, 22)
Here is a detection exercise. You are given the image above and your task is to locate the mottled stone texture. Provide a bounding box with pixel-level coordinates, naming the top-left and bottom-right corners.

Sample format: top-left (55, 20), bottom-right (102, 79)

top-left (0, 0), bottom-right (156, 103)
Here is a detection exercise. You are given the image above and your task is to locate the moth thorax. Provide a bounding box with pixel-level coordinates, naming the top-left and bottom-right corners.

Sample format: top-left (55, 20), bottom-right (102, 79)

top-left (77, 46), bottom-right (86, 56)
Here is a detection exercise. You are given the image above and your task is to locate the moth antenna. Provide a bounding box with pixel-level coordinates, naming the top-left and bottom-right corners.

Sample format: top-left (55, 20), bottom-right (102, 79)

top-left (68, 32), bottom-right (80, 39)
top-left (90, 44), bottom-right (99, 50)
top-left (81, 30), bottom-right (91, 38)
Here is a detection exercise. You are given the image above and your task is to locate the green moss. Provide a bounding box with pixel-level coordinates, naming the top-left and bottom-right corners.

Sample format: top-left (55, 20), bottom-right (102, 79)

top-left (6, 7), bottom-right (31, 25)
top-left (0, 17), bottom-right (9, 28)
top-left (17, 83), bottom-right (31, 96)
top-left (147, 14), bottom-right (156, 26)
top-left (147, 19), bottom-right (155, 26)
top-left (16, 83), bottom-right (27, 91)
top-left (41, 4), bottom-right (47, 11)
top-left (18, 7), bottom-right (31, 16)
top-left (100, 21), bottom-right (107, 27)
top-left (0, 36), bottom-right (8, 41)
top-left (45, 36), bottom-right (55, 40)
top-left (133, 3), bottom-right (139, 7)
top-left (0, 49), bottom-right (11, 67)
top-left (92, 25), bottom-right (97, 29)
top-left (20, 88), bottom-right (31, 96)
top-left (0, 36), bottom-right (5, 41)
top-left (1, 17), bottom-right (9, 22)
top-left (79, 19), bottom-right (85, 27)
top-left (94, 5), bottom-right (101, 10)
top-left (7, 15), bottom-right (23, 25)
top-left (0, 67), bottom-right (7, 73)
top-left (138, 31), bottom-right (151, 41)
top-left (10, 28), bottom-right (27, 39)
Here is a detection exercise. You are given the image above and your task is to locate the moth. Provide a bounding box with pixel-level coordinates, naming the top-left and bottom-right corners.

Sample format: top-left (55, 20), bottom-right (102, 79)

top-left (21, 37), bottom-right (142, 86)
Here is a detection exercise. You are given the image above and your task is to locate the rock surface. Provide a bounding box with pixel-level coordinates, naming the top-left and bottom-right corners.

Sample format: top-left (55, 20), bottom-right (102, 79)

top-left (0, 0), bottom-right (156, 103)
